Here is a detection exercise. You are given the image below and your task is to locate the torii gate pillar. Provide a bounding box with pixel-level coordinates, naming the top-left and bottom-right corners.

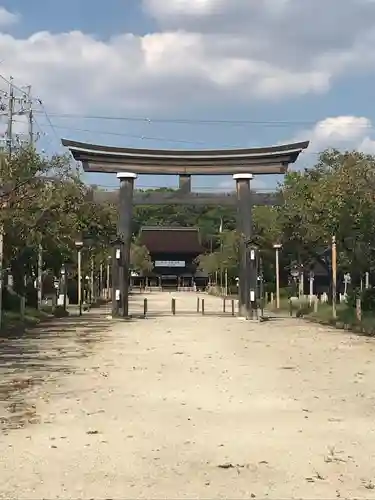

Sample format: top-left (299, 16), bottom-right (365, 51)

top-left (113, 172), bottom-right (137, 318)
top-left (233, 173), bottom-right (256, 319)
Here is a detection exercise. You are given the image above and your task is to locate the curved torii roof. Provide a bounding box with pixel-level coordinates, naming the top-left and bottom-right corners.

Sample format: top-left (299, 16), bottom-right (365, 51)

top-left (61, 139), bottom-right (309, 175)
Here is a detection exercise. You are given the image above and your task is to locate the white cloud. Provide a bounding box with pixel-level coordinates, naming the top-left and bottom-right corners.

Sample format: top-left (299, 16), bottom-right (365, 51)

top-left (0, 0), bottom-right (373, 117)
top-left (0, 29), bottom-right (332, 117)
top-left (294, 116), bottom-right (375, 154)
top-left (0, 7), bottom-right (19, 27)
top-left (146, 0), bottom-right (218, 17)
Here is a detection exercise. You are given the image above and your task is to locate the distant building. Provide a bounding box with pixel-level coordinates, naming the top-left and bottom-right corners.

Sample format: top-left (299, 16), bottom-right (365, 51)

top-left (138, 226), bottom-right (208, 289)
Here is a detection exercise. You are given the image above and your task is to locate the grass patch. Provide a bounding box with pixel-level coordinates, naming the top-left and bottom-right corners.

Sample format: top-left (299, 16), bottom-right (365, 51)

top-left (270, 297), bottom-right (375, 336)
top-left (2, 307), bottom-right (52, 331)
top-left (90, 297), bottom-right (110, 308)
top-left (0, 303), bottom-right (74, 334)
top-left (207, 285), bottom-right (238, 299)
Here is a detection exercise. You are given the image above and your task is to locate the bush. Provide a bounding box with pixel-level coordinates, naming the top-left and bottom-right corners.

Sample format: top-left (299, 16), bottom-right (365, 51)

top-left (2, 287), bottom-right (21, 312)
top-left (53, 305), bottom-right (70, 318)
top-left (280, 286), bottom-right (293, 299)
top-left (296, 302), bottom-right (313, 317)
top-left (346, 287), bottom-right (375, 312)
top-left (90, 297), bottom-right (109, 308)
top-left (41, 305), bottom-right (54, 315)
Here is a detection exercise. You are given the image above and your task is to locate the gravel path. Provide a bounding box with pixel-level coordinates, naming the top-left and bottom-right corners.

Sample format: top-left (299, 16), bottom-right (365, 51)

top-left (1, 292), bottom-right (375, 499)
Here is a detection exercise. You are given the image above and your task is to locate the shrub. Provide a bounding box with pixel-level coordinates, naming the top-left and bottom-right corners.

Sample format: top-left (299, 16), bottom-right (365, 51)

top-left (346, 287), bottom-right (375, 312)
top-left (53, 305), bottom-right (70, 318)
top-left (2, 287), bottom-right (21, 312)
top-left (296, 302), bottom-right (313, 317)
top-left (280, 286), bottom-right (293, 299)
top-left (91, 297), bottom-right (109, 307)
top-left (41, 305), bottom-right (54, 315)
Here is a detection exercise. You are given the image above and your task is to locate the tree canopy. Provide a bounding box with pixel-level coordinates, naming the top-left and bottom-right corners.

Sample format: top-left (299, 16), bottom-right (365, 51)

top-left (1, 146), bottom-right (373, 301)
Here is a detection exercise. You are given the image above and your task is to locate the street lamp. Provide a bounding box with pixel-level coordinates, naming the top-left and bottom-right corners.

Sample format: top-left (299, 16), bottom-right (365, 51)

top-left (60, 264), bottom-right (67, 311)
top-left (290, 262), bottom-right (300, 298)
top-left (257, 253), bottom-right (265, 316)
top-left (74, 239), bottom-right (84, 316)
top-left (309, 270), bottom-right (315, 304)
top-left (273, 243), bottom-right (282, 309)
top-left (248, 243), bottom-right (258, 318)
top-left (106, 255), bottom-right (111, 300)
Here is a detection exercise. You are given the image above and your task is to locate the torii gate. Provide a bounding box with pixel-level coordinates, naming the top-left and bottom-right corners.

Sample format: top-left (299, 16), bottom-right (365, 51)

top-left (62, 139), bottom-right (309, 318)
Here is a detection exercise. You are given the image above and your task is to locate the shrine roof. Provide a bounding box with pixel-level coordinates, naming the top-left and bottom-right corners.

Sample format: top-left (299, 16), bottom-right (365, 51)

top-left (139, 226), bottom-right (204, 254)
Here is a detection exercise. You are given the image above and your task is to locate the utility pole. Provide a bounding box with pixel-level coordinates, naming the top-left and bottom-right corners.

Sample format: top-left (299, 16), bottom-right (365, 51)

top-left (6, 77), bottom-right (14, 155)
top-left (27, 85), bottom-right (33, 145)
top-left (0, 78), bottom-right (35, 328)
top-left (0, 78), bottom-right (15, 330)
top-left (31, 89), bottom-right (42, 309)
top-left (25, 86), bottom-right (41, 309)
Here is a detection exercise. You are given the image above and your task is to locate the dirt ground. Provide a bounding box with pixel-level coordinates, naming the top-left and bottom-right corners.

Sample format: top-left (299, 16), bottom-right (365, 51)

top-left (1, 292), bottom-right (375, 499)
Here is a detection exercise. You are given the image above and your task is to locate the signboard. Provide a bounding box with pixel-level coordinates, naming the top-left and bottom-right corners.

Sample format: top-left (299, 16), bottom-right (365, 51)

top-left (154, 260), bottom-right (185, 268)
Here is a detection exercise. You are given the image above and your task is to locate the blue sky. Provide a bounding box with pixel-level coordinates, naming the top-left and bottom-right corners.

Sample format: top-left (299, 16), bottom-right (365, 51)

top-left (1, 0), bottom-right (375, 190)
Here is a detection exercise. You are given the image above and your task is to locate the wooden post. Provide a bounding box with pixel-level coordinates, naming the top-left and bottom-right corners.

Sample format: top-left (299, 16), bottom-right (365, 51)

top-left (231, 299), bottom-right (235, 316)
top-left (20, 295), bottom-right (26, 320)
top-left (356, 298), bottom-right (362, 322)
top-left (223, 298), bottom-right (226, 313)
top-left (171, 298), bottom-right (176, 315)
top-left (314, 297), bottom-right (318, 313)
top-left (143, 297), bottom-right (147, 317)
top-left (196, 297), bottom-right (200, 312)
top-left (332, 235), bottom-right (337, 319)
top-left (201, 298), bottom-right (205, 315)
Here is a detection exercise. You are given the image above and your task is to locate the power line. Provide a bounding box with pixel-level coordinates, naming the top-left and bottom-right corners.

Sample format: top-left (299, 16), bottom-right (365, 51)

top-left (25, 120), bottom-right (324, 152)
top-left (32, 111), bottom-right (375, 129)
top-left (0, 73), bottom-right (28, 96)
top-left (0, 77), bottom-right (34, 152)
top-left (34, 99), bottom-right (61, 146)
top-left (11, 119), bottom-right (333, 156)
top-left (0, 74), bottom-right (62, 150)
top-left (40, 123), bottom-right (207, 146)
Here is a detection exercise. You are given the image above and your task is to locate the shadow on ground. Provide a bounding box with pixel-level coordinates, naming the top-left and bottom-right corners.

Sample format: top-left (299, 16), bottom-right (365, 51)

top-left (0, 309), bottom-right (112, 431)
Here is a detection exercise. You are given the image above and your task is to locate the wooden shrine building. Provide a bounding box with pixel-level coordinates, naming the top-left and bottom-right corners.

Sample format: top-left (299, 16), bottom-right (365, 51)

top-left (62, 138), bottom-right (309, 319)
top-left (138, 226), bottom-right (206, 289)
